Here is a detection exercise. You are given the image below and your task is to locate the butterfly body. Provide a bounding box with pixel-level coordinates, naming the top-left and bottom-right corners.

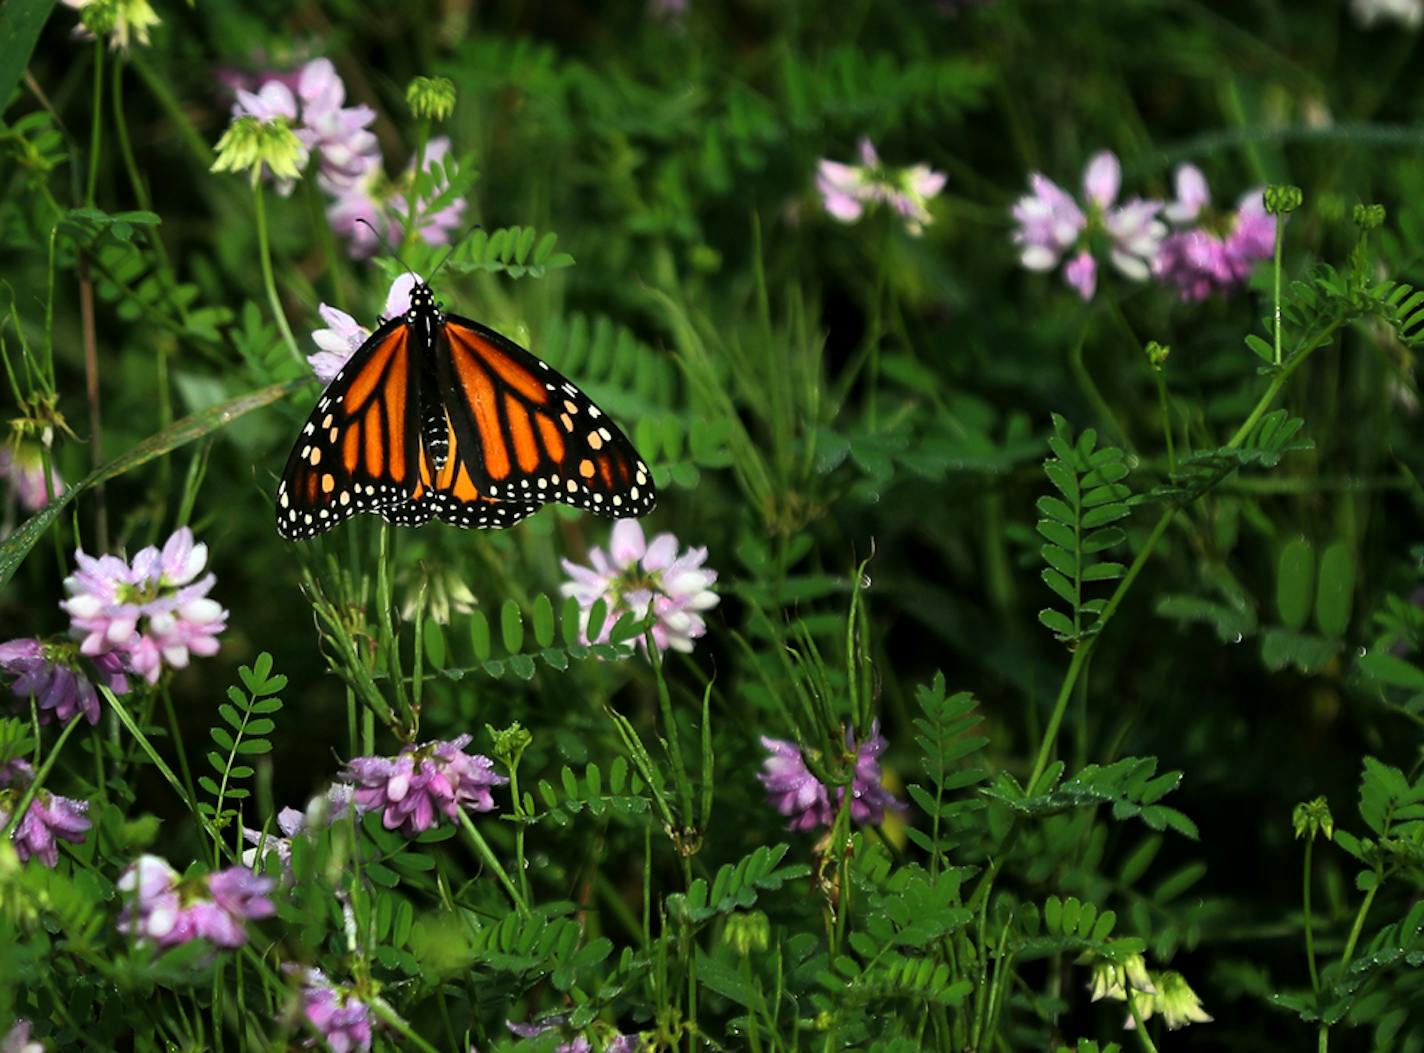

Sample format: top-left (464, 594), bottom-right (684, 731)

top-left (276, 282), bottom-right (654, 540)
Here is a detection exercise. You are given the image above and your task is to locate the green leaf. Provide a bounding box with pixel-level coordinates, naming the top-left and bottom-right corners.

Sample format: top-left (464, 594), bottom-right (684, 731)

top-left (500, 599), bottom-right (525, 655)
top-left (1276, 537), bottom-right (1314, 631)
top-left (0, 0), bottom-right (57, 116)
top-left (1314, 540), bottom-right (1354, 639)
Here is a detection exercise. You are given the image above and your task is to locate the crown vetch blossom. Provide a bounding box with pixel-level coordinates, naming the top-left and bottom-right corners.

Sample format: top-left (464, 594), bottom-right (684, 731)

top-left (0, 444), bottom-right (64, 513)
top-left (816, 138), bottom-right (946, 236)
top-left (0, 759), bottom-right (90, 868)
top-left (0, 638), bottom-right (128, 725)
top-left (340, 734), bottom-right (505, 837)
top-left (295, 968), bottom-right (374, 1053)
top-left (1154, 166), bottom-right (1275, 302)
top-left (308, 275), bottom-right (420, 383)
top-left (560, 519), bottom-right (719, 654)
top-left (1011, 150), bottom-right (1166, 301)
top-left (757, 721), bottom-right (905, 832)
top-left (294, 59), bottom-right (380, 186)
top-left (1, 1019), bottom-right (43, 1053)
top-left (117, 855), bottom-right (275, 949)
top-left (60, 527), bottom-right (228, 685)
top-left (1123, 970), bottom-right (1213, 1031)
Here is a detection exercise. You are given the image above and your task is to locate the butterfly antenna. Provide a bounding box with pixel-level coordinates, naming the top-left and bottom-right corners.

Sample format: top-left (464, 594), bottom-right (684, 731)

top-left (355, 218), bottom-right (422, 284)
top-left (427, 224), bottom-right (485, 285)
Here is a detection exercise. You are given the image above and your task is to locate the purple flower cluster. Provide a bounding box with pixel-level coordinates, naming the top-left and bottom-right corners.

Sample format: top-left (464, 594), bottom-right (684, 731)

top-left (0, 638), bottom-right (128, 725)
top-left (295, 968), bottom-right (373, 1053)
top-left (0, 443), bottom-right (63, 515)
top-left (1011, 151), bottom-right (1274, 303)
top-left (1153, 165), bottom-right (1275, 302)
top-left (816, 138), bottom-right (946, 236)
top-left (0, 759), bottom-right (90, 867)
top-left (117, 855), bottom-right (275, 949)
top-left (230, 60), bottom-right (465, 257)
top-left (340, 735), bottom-right (505, 837)
top-left (758, 721), bottom-right (904, 832)
top-left (560, 520), bottom-right (720, 654)
top-left (60, 526), bottom-right (228, 685)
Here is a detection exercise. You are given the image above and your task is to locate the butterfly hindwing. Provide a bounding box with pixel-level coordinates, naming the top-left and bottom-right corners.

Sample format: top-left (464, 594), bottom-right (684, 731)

top-left (276, 320), bottom-right (423, 539)
top-left (435, 315), bottom-right (656, 518)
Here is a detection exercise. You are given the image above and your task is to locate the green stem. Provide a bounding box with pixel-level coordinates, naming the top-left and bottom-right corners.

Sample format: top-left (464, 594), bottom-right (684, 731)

top-left (252, 178), bottom-right (301, 363)
top-left (1273, 213), bottom-right (1285, 366)
top-left (1303, 836), bottom-right (1320, 992)
top-left (1125, 986), bottom-right (1161, 1053)
top-left (1, 714), bottom-right (83, 840)
top-left (86, 41), bottom-right (104, 206)
top-left (456, 809), bottom-right (527, 913)
top-left (368, 1000), bottom-right (443, 1053)
top-left (1027, 508), bottom-right (1175, 789)
top-left (1153, 369), bottom-right (1176, 476)
top-left (1337, 880), bottom-right (1380, 968)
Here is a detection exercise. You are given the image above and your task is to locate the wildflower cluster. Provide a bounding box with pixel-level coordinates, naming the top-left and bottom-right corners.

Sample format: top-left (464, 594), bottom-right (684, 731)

top-left (560, 519), bottom-right (720, 654)
top-left (340, 734), bottom-right (505, 837)
top-left (61, 527), bottom-right (228, 685)
top-left (117, 855), bottom-right (275, 949)
top-left (1011, 151), bottom-right (1274, 302)
top-left (816, 138), bottom-right (947, 236)
top-left (0, 759), bottom-right (90, 867)
top-left (757, 721), bottom-right (903, 832)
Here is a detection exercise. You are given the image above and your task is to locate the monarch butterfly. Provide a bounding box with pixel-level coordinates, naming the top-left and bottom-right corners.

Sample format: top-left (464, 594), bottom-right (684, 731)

top-left (276, 280), bottom-right (655, 539)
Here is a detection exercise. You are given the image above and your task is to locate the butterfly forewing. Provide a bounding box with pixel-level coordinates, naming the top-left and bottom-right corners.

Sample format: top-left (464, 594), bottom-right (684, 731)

top-left (436, 315), bottom-right (657, 518)
top-left (276, 321), bottom-right (423, 539)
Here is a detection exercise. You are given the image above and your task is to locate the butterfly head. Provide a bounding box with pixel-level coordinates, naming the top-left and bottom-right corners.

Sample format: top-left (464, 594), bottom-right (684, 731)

top-left (409, 282), bottom-right (438, 311)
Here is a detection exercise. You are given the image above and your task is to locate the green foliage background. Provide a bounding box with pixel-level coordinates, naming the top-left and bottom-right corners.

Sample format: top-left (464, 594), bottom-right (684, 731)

top-left (2, 0), bottom-right (1424, 1050)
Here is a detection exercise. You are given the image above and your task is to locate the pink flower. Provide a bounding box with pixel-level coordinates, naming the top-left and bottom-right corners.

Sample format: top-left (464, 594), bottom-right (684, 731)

top-left (1154, 167), bottom-right (1276, 302)
top-left (0, 637), bottom-right (128, 725)
top-left (294, 59), bottom-right (380, 187)
top-left (295, 968), bottom-right (373, 1053)
top-left (60, 527), bottom-right (228, 685)
top-left (1011, 150), bottom-right (1166, 299)
top-left (816, 138), bottom-right (946, 236)
top-left (307, 275), bottom-right (420, 384)
top-left (0, 444), bottom-right (64, 513)
top-left (757, 721), bottom-right (904, 832)
top-left (560, 520), bottom-right (719, 654)
top-left (0, 759), bottom-right (90, 867)
top-left (757, 737), bottom-right (833, 831)
top-left (1064, 251), bottom-right (1097, 302)
top-left (117, 855), bottom-right (274, 949)
top-left (340, 735), bottom-right (505, 837)
top-left (1, 1019), bottom-right (43, 1053)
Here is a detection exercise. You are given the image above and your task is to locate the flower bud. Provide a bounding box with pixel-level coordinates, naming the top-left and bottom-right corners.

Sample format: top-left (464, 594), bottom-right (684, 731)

top-left (1352, 203), bottom-right (1386, 231)
top-left (1145, 340), bottom-right (1170, 370)
top-left (1292, 796), bottom-right (1334, 841)
top-left (724, 910), bottom-right (770, 956)
top-left (1263, 184), bottom-right (1303, 216)
top-left (407, 76), bottom-right (457, 121)
top-left (486, 722), bottom-right (533, 769)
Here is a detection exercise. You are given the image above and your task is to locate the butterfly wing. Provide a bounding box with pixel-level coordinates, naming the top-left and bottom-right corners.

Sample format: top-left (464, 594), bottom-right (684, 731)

top-left (434, 314), bottom-right (656, 518)
top-left (276, 319), bottom-right (423, 540)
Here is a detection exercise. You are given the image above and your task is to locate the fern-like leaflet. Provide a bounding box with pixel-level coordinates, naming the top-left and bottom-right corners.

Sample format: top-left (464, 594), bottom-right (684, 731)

top-left (198, 653), bottom-right (284, 835)
top-left (1036, 414), bottom-right (1131, 645)
top-left (904, 672), bottom-right (987, 865)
